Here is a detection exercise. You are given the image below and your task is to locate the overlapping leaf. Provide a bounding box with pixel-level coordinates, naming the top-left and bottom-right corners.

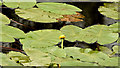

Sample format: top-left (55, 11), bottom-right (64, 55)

top-left (79, 25), bottom-right (118, 45)
top-left (15, 8), bottom-right (62, 23)
top-left (0, 24), bottom-right (26, 42)
top-left (60, 25), bottom-right (82, 42)
top-left (36, 2), bottom-right (82, 15)
top-left (61, 25), bottom-right (118, 45)
top-left (98, 3), bottom-right (119, 19)
top-left (64, 47), bottom-right (118, 66)
top-left (0, 53), bottom-right (21, 66)
top-left (3, 0), bottom-right (36, 9)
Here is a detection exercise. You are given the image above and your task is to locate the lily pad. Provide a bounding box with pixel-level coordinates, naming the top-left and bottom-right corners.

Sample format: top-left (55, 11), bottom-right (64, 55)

top-left (3, 0), bottom-right (19, 8)
top-left (15, 8), bottom-right (63, 23)
top-left (19, 0), bottom-right (36, 9)
top-left (60, 61), bottom-right (98, 66)
top-left (101, 0), bottom-right (119, 2)
top-left (0, 1), bottom-right (2, 6)
top-left (36, 2), bottom-right (82, 15)
top-left (0, 53), bottom-right (21, 66)
top-left (112, 45), bottom-right (119, 53)
top-left (79, 25), bottom-right (118, 45)
top-left (0, 13), bottom-right (10, 25)
top-left (64, 47), bottom-right (118, 66)
top-left (60, 25), bottom-right (82, 42)
top-left (21, 29), bottom-right (63, 48)
top-left (7, 51), bottom-right (30, 63)
top-left (0, 24), bottom-right (26, 42)
top-left (3, 0), bottom-right (36, 9)
top-left (22, 48), bottom-right (51, 66)
top-left (98, 3), bottom-right (119, 19)
top-left (108, 22), bottom-right (119, 33)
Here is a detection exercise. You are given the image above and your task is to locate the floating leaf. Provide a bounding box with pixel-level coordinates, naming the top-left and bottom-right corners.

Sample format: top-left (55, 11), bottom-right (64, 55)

top-left (22, 48), bottom-right (51, 66)
top-left (3, 0), bottom-right (19, 8)
top-left (108, 22), bottom-right (119, 33)
top-left (60, 25), bottom-right (82, 42)
top-left (0, 1), bottom-right (2, 6)
top-left (60, 61), bottom-right (98, 66)
top-left (0, 24), bottom-right (26, 42)
top-left (19, 0), bottom-right (36, 9)
top-left (97, 46), bottom-right (113, 55)
top-left (0, 13), bottom-right (10, 25)
top-left (7, 51), bottom-right (30, 63)
top-left (64, 47), bottom-right (118, 66)
top-left (101, 0), bottom-right (119, 2)
top-left (3, 0), bottom-right (36, 9)
top-left (15, 8), bottom-right (62, 23)
top-left (0, 53), bottom-right (21, 66)
top-left (79, 25), bottom-right (118, 45)
top-left (36, 2), bottom-right (82, 15)
top-left (98, 57), bottom-right (119, 66)
top-left (21, 29), bottom-right (63, 48)
top-left (112, 45), bottom-right (119, 53)
top-left (98, 3), bottom-right (119, 19)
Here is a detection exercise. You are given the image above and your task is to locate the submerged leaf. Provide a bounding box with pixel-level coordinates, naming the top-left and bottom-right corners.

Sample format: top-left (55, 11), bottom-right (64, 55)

top-left (36, 2), bottom-right (82, 15)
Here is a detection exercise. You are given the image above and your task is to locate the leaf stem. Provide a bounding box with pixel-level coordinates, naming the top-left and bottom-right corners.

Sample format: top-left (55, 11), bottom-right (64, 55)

top-left (61, 39), bottom-right (64, 49)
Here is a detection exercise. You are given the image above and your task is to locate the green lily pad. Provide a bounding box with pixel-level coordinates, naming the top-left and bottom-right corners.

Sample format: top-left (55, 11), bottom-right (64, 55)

top-left (0, 13), bottom-right (10, 25)
top-left (60, 61), bottom-right (98, 66)
top-left (60, 25), bottom-right (82, 42)
top-left (15, 8), bottom-right (63, 23)
top-left (0, 24), bottom-right (26, 42)
top-left (108, 22), bottom-right (119, 33)
top-left (0, 53), bottom-right (21, 66)
top-left (19, 0), bottom-right (36, 9)
top-left (3, 0), bottom-right (36, 9)
top-left (0, 1), bottom-right (2, 6)
top-left (36, 2), bottom-right (82, 15)
top-left (3, 0), bottom-right (19, 8)
top-left (97, 46), bottom-right (113, 55)
top-left (98, 57), bottom-right (119, 66)
top-left (112, 45), bottom-right (119, 53)
top-left (98, 3), bottom-right (119, 19)
top-left (79, 25), bottom-right (118, 45)
top-left (8, 51), bottom-right (30, 63)
top-left (101, 0), bottom-right (119, 2)
top-left (64, 47), bottom-right (118, 66)
top-left (22, 48), bottom-right (51, 66)
top-left (21, 29), bottom-right (63, 48)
